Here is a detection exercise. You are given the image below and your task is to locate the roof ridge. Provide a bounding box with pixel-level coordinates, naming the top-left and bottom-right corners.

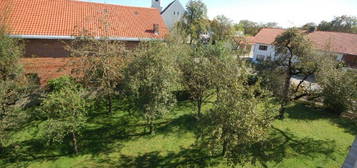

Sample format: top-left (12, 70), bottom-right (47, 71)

top-left (260, 27), bottom-right (285, 30)
top-left (314, 30), bottom-right (357, 36)
top-left (69, 0), bottom-right (157, 11)
top-left (161, 0), bottom-right (177, 14)
top-left (261, 27), bottom-right (357, 36)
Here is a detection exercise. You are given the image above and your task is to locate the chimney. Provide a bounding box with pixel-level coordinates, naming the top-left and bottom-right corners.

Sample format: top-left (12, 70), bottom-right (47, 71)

top-left (152, 0), bottom-right (162, 12)
top-left (153, 24), bottom-right (160, 35)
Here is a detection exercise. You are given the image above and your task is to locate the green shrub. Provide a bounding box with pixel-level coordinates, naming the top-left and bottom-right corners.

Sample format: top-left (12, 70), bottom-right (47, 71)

top-left (47, 76), bottom-right (77, 92)
top-left (322, 72), bottom-right (357, 115)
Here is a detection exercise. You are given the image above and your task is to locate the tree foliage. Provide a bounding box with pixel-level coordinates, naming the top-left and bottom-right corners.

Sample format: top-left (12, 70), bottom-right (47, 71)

top-left (40, 78), bottom-right (88, 154)
top-left (179, 43), bottom-right (234, 118)
top-left (272, 28), bottom-right (320, 119)
top-left (177, 0), bottom-right (209, 44)
top-left (200, 55), bottom-right (276, 165)
top-left (210, 15), bottom-right (234, 43)
top-left (0, 26), bottom-right (28, 154)
top-left (317, 15), bottom-right (357, 33)
top-left (0, 28), bottom-right (23, 81)
top-left (67, 34), bottom-right (129, 113)
top-left (317, 57), bottom-right (357, 115)
top-left (124, 42), bottom-right (178, 134)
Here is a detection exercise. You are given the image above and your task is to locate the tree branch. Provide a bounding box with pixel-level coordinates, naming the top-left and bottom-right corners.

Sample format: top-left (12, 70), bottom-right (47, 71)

top-left (293, 74), bottom-right (310, 93)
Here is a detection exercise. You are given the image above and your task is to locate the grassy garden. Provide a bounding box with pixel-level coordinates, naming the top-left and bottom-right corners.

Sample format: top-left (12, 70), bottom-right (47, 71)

top-left (1, 100), bottom-right (356, 168)
top-left (1, 1), bottom-right (356, 167)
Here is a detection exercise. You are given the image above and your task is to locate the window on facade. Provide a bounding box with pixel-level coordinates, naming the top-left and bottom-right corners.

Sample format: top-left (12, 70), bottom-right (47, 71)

top-left (259, 45), bottom-right (268, 51)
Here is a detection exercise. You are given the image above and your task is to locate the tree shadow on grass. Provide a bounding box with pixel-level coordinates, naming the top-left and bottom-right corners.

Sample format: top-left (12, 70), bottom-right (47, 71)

top-left (285, 102), bottom-right (357, 135)
top-left (0, 138), bottom-right (68, 165)
top-left (97, 147), bottom-right (221, 168)
top-left (249, 126), bottom-right (337, 168)
top-left (80, 114), bottom-right (148, 155)
top-left (156, 114), bottom-right (198, 136)
top-left (93, 126), bottom-right (337, 168)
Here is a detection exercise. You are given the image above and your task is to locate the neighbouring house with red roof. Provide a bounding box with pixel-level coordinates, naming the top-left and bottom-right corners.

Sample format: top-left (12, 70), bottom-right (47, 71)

top-left (0, 0), bottom-right (169, 84)
top-left (250, 28), bottom-right (357, 68)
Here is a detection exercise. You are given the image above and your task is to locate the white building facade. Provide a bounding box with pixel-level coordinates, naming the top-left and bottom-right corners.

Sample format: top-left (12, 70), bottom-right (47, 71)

top-left (250, 28), bottom-right (356, 67)
top-left (152, 0), bottom-right (185, 29)
top-left (251, 43), bottom-right (277, 62)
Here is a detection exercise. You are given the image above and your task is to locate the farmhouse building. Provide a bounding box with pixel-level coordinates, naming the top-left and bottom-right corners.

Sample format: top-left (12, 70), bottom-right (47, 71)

top-left (250, 28), bottom-right (357, 68)
top-left (0, 0), bottom-right (168, 84)
top-left (152, 0), bottom-right (185, 29)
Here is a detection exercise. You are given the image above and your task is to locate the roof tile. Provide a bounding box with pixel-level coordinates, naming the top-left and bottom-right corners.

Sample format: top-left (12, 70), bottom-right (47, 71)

top-left (0, 0), bottom-right (169, 39)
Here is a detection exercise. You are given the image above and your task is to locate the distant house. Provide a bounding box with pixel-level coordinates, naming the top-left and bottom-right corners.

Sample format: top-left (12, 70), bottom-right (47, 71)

top-left (0, 0), bottom-right (168, 84)
top-left (250, 28), bottom-right (357, 68)
top-left (152, 0), bottom-right (185, 29)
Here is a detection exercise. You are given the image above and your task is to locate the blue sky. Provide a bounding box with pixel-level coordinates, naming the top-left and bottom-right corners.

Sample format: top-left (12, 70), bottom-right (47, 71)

top-left (81, 0), bottom-right (357, 28)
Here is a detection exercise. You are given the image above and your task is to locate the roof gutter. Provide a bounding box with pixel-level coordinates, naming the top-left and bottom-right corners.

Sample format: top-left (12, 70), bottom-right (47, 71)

top-left (9, 35), bottom-right (162, 41)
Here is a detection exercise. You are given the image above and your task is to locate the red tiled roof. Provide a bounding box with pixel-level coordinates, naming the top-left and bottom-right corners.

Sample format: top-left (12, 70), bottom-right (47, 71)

top-left (253, 28), bottom-right (357, 55)
top-left (253, 28), bottom-right (286, 45)
top-left (0, 0), bottom-right (168, 39)
top-left (245, 36), bottom-right (255, 44)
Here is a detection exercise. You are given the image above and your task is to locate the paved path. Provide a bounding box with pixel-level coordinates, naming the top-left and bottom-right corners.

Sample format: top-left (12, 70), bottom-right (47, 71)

top-left (343, 137), bottom-right (357, 168)
top-left (290, 76), bottom-right (321, 91)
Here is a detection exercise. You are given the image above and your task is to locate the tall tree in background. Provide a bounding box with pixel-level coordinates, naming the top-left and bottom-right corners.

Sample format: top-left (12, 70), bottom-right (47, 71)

top-left (238, 20), bottom-right (260, 36)
top-left (302, 22), bottom-right (317, 31)
top-left (125, 42), bottom-right (178, 134)
top-left (273, 28), bottom-right (319, 119)
top-left (210, 15), bottom-right (234, 43)
top-left (318, 15), bottom-right (357, 33)
top-left (262, 22), bottom-right (279, 28)
top-left (237, 20), bottom-right (279, 36)
top-left (177, 0), bottom-right (209, 44)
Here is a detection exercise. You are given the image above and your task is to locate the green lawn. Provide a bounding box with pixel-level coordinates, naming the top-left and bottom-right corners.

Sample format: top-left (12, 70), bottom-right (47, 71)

top-left (1, 101), bottom-right (356, 168)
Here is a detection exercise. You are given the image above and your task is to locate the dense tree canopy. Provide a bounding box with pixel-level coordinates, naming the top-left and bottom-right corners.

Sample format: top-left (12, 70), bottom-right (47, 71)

top-left (177, 0), bottom-right (209, 44)
top-left (317, 15), bottom-right (357, 33)
top-left (124, 42), bottom-right (179, 134)
top-left (40, 77), bottom-right (88, 154)
top-left (210, 15), bottom-right (234, 43)
top-left (0, 26), bottom-right (27, 154)
top-left (67, 34), bottom-right (129, 113)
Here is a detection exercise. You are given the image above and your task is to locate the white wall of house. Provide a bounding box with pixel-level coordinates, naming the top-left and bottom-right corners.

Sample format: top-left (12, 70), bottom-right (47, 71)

top-left (161, 0), bottom-right (185, 29)
top-left (252, 43), bottom-right (276, 61)
top-left (251, 43), bottom-right (345, 62)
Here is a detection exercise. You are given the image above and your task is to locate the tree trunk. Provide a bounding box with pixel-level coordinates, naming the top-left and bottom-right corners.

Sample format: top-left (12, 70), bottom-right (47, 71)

top-left (146, 117), bottom-right (154, 134)
top-left (197, 99), bottom-right (202, 119)
top-left (107, 94), bottom-right (112, 114)
top-left (0, 143), bottom-right (3, 154)
top-left (279, 72), bottom-right (292, 119)
top-left (222, 140), bottom-right (228, 156)
top-left (72, 132), bottom-right (79, 154)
